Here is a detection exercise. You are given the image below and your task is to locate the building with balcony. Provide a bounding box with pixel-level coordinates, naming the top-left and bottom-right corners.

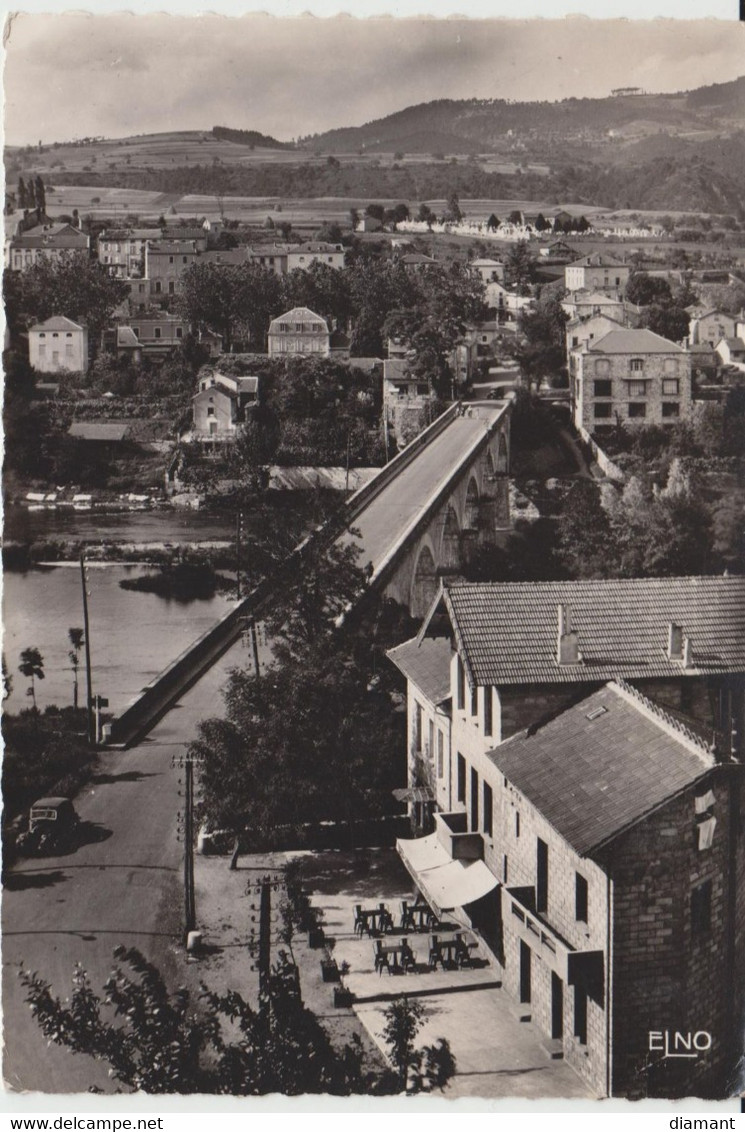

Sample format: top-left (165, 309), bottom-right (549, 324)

top-left (267, 307), bottom-right (330, 357)
top-left (570, 328), bottom-right (692, 437)
top-left (389, 576), bottom-right (745, 1098)
top-left (97, 228), bottom-right (161, 278)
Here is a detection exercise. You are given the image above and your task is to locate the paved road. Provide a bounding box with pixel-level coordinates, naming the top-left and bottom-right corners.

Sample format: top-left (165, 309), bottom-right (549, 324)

top-left (345, 408), bottom-right (507, 579)
top-left (2, 629), bottom-right (261, 1094)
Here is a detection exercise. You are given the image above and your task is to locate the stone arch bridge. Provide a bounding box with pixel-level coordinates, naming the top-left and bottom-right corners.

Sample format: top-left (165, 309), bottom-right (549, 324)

top-left (339, 399), bottom-right (512, 618)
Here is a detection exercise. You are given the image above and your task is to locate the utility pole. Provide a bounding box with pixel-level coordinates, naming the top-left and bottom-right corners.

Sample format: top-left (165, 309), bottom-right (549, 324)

top-left (173, 748), bottom-right (201, 941)
top-left (236, 510), bottom-right (242, 600)
top-left (345, 429), bottom-right (351, 492)
top-left (79, 553), bottom-right (94, 746)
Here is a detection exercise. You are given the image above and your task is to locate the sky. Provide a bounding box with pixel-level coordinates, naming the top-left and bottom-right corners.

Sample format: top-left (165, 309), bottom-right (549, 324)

top-left (4, 12), bottom-right (745, 147)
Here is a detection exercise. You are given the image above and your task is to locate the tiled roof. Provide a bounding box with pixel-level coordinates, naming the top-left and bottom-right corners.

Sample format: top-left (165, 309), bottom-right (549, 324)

top-left (269, 307), bottom-right (328, 327)
top-left (488, 683), bottom-right (714, 857)
top-left (567, 291), bottom-right (623, 306)
top-left (440, 577), bottom-right (745, 687)
top-left (13, 224), bottom-right (88, 248)
top-left (722, 337), bottom-right (745, 351)
top-left (30, 316), bottom-right (84, 332)
top-left (589, 328), bottom-right (685, 354)
top-left (568, 254), bottom-right (625, 269)
top-left (69, 422), bottom-right (130, 441)
top-left (149, 241), bottom-right (197, 254)
top-left (387, 636), bottom-right (453, 705)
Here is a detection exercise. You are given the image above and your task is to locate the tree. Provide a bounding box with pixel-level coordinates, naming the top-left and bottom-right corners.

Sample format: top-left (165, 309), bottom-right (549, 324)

top-left (381, 997), bottom-right (456, 1094)
top-left (349, 207), bottom-right (360, 231)
top-left (365, 203), bottom-right (386, 223)
top-left (12, 254), bottom-right (128, 356)
top-left (417, 203), bottom-right (435, 229)
top-left (444, 190), bottom-right (462, 224)
top-left (68, 628), bottom-right (85, 710)
top-left (3, 654), bottom-right (13, 701)
top-left (642, 301), bottom-right (689, 343)
top-left (625, 271), bottom-right (672, 307)
top-left (486, 213), bottom-right (499, 231)
top-left (19, 946), bottom-right (370, 1095)
top-left (177, 261), bottom-right (282, 352)
top-left (515, 291), bottom-right (569, 386)
top-left (507, 210), bottom-right (523, 226)
top-left (534, 213), bottom-right (550, 232)
top-left (281, 261), bottom-right (351, 329)
top-left (17, 177), bottom-right (27, 210)
top-left (503, 241), bottom-right (533, 295)
top-left (35, 175), bottom-right (46, 215)
top-left (557, 481), bottom-right (619, 579)
top-left (19, 647), bottom-right (44, 711)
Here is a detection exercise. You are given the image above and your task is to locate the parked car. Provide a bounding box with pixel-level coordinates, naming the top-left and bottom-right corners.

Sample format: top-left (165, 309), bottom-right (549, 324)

top-left (17, 797), bottom-right (80, 855)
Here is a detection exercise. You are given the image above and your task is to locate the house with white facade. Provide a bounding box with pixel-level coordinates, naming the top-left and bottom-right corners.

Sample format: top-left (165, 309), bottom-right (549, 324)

top-left (28, 316), bottom-right (88, 373)
top-left (267, 307), bottom-right (330, 357)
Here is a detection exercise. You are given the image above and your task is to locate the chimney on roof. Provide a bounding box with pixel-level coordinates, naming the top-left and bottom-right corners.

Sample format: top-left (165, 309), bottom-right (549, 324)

top-left (667, 622), bottom-right (684, 661)
top-left (557, 604), bottom-right (582, 666)
top-left (683, 637), bottom-right (694, 670)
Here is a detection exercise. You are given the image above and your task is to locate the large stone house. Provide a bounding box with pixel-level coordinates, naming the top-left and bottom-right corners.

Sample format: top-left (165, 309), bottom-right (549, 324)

top-left (145, 240), bottom-right (199, 302)
top-left (565, 314), bottom-right (625, 371)
top-left (28, 316), bottom-right (88, 373)
top-left (267, 307), bottom-right (330, 357)
top-left (389, 576), bottom-right (745, 1099)
top-left (564, 255), bottom-right (630, 299)
top-left (97, 228), bottom-right (161, 278)
top-left (9, 223), bottom-right (89, 271)
top-left (247, 241), bottom-right (345, 274)
top-left (569, 328), bottom-right (692, 436)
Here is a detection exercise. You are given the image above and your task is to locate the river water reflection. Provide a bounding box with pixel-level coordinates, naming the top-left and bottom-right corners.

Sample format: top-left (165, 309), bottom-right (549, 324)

top-left (3, 563), bottom-right (236, 715)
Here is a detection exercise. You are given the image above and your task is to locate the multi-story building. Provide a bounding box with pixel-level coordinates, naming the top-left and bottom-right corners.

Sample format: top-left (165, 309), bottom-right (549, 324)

top-left (687, 308), bottom-right (738, 349)
top-left (570, 328), bottom-right (692, 436)
top-left (267, 307), bottom-right (330, 357)
top-left (9, 223), bottom-right (89, 271)
top-left (247, 242), bottom-right (345, 274)
top-left (383, 358), bottom-right (437, 447)
top-left (715, 337), bottom-right (745, 369)
top-left (97, 228), bottom-right (161, 278)
top-left (109, 315), bottom-right (189, 361)
top-left (145, 240), bottom-right (199, 301)
top-left (191, 370), bottom-right (259, 439)
top-left (565, 314), bottom-right (625, 372)
top-left (562, 290), bottom-right (627, 323)
top-left (470, 258), bottom-right (505, 285)
top-left (28, 316), bottom-right (88, 373)
top-left (564, 254), bottom-right (630, 298)
top-left (389, 576), bottom-right (745, 1099)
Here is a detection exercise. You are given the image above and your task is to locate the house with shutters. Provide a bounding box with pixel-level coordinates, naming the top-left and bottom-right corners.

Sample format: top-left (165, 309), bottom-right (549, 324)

top-left (569, 328), bottom-right (692, 437)
top-left (564, 255), bottom-right (630, 299)
top-left (28, 316), bottom-right (88, 373)
top-left (388, 576), bottom-right (745, 1099)
top-left (267, 307), bottom-right (330, 357)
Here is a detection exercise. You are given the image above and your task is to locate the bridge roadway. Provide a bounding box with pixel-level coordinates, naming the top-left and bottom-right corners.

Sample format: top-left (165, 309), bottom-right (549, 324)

top-left (341, 402), bottom-right (509, 585)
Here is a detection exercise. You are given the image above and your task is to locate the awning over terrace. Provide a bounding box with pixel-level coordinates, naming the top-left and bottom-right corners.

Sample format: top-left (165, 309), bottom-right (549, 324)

top-left (396, 833), bottom-right (499, 918)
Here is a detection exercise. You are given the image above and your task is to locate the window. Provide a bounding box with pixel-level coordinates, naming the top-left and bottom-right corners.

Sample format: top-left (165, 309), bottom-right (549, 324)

top-left (182, 256), bottom-right (188, 264)
top-left (65, 344), bottom-right (73, 358)
top-left (168, 283), bottom-right (175, 295)
top-left (38, 343), bottom-right (46, 356)
top-left (595, 358), bottom-right (610, 375)
top-left (691, 880), bottom-right (712, 935)
top-left (483, 783), bottom-right (493, 838)
top-left (437, 731), bottom-right (444, 778)
top-left (470, 768), bottom-right (479, 832)
top-left (662, 379), bottom-right (679, 396)
top-left (594, 403), bottom-right (613, 419)
top-left (575, 874), bottom-right (589, 923)
top-left (169, 256), bottom-right (174, 264)
top-left (515, 811), bottom-right (520, 838)
top-left (414, 702), bottom-right (422, 751)
top-left (176, 327), bottom-right (183, 339)
top-left (662, 402), bottom-right (680, 418)
top-left (574, 985), bottom-right (588, 1045)
top-left (456, 656), bottom-right (465, 712)
top-left (457, 753), bottom-right (466, 803)
top-left (629, 358), bottom-right (644, 373)
top-left (416, 383), bottom-right (429, 395)
top-left (484, 687), bottom-right (493, 736)
top-left (628, 403), bottom-right (647, 419)
top-left (428, 719), bottom-right (434, 755)
top-left (627, 379), bottom-right (647, 397)
top-left (503, 855), bottom-right (509, 882)
top-left (155, 281), bottom-right (162, 294)
top-left (66, 332), bottom-right (73, 338)
top-left (154, 327), bottom-right (162, 339)
top-left (132, 327), bottom-right (140, 338)
top-left (537, 838), bottom-right (549, 913)
top-left (594, 380), bottom-right (612, 397)
top-left (206, 406), bottom-right (215, 417)
top-left (664, 358), bottom-right (679, 375)
top-left (138, 284), bottom-right (146, 294)
top-left (471, 686), bottom-right (478, 717)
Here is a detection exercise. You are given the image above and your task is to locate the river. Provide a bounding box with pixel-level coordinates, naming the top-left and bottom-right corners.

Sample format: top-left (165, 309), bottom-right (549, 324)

top-left (3, 563), bottom-right (237, 715)
top-left (4, 505), bottom-right (237, 546)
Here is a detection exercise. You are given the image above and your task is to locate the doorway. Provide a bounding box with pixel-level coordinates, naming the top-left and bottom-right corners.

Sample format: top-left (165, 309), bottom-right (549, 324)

top-left (519, 940), bottom-right (531, 1003)
top-left (551, 972), bottom-right (564, 1039)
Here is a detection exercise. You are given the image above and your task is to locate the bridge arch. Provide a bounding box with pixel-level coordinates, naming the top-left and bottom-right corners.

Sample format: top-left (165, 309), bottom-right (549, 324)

top-left (440, 505), bottom-right (461, 571)
top-left (411, 543), bottom-right (438, 619)
top-left (464, 476), bottom-right (480, 530)
top-left (496, 430), bottom-right (509, 474)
